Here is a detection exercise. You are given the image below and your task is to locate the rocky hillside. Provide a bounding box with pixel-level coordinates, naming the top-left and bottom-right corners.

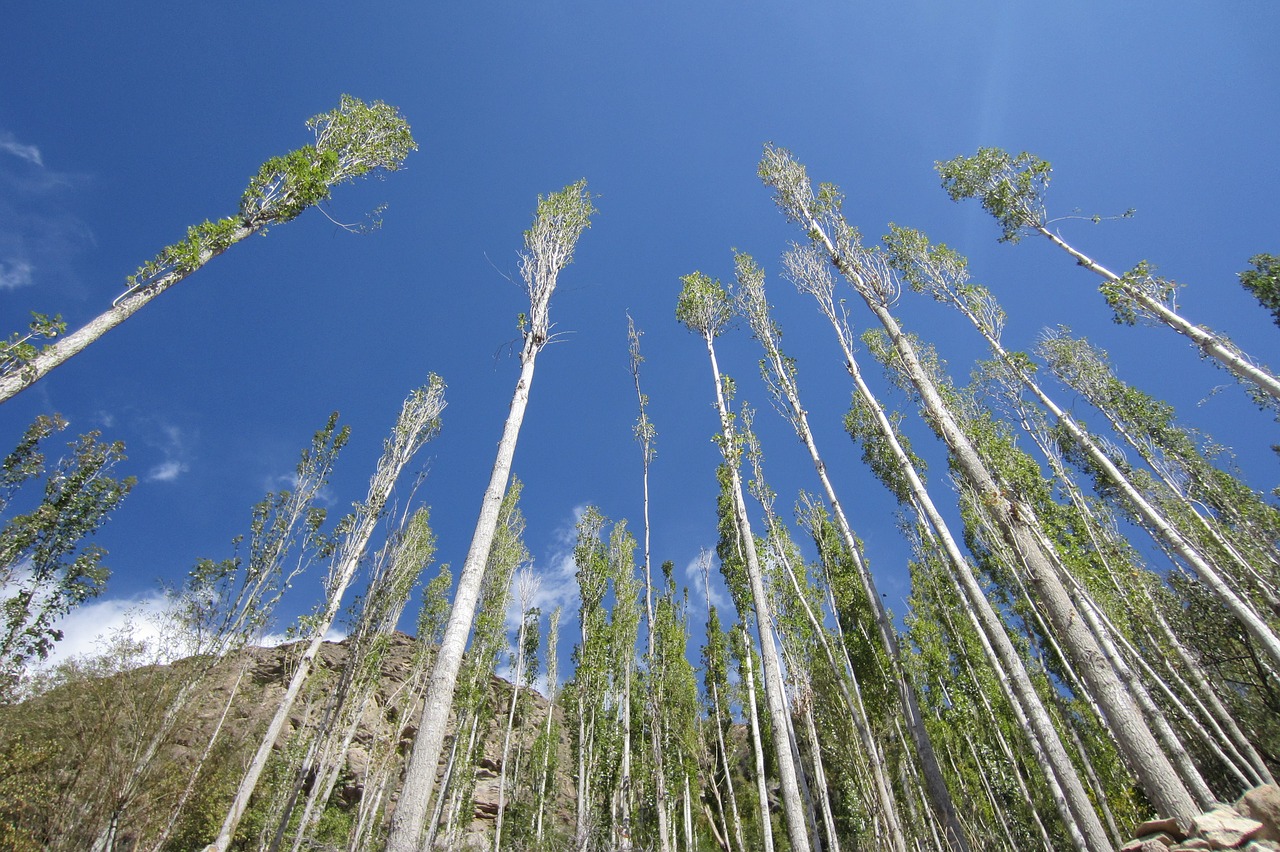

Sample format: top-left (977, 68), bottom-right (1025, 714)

top-left (0, 633), bottom-right (575, 851)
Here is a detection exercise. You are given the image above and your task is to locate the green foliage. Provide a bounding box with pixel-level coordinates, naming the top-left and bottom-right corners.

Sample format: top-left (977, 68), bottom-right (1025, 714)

top-left (519, 179), bottom-right (595, 347)
top-left (1097, 260), bottom-right (1179, 326)
top-left (758, 143), bottom-right (862, 260)
top-left (0, 736), bottom-right (56, 851)
top-left (843, 395), bottom-right (924, 505)
top-left (416, 562), bottom-right (453, 646)
top-left (713, 465), bottom-right (750, 615)
top-left (936, 147), bottom-right (1051, 243)
top-left (1239, 252), bottom-right (1280, 328)
top-left (882, 223), bottom-right (969, 295)
top-left (0, 414), bottom-right (64, 504)
top-left (676, 270), bottom-right (733, 339)
top-left (0, 313), bottom-right (65, 376)
top-left (0, 418), bottom-right (135, 695)
top-left (0, 630), bottom-right (206, 850)
top-left (129, 95), bottom-right (416, 293)
top-left (523, 179), bottom-right (595, 274)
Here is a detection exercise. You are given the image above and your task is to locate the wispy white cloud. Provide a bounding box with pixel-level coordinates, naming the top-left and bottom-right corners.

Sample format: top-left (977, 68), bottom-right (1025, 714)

top-left (684, 548), bottom-right (728, 612)
top-left (0, 258), bottom-right (33, 290)
top-left (144, 422), bottom-right (192, 483)
top-left (0, 132), bottom-right (43, 168)
top-left (261, 471), bottom-right (338, 507)
top-left (147, 459), bottom-right (188, 483)
top-left (529, 503), bottom-right (588, 621)
top-left (0, 133), bottom-right (92, 293)
top-left (32, 590), bottom-right (180, 672)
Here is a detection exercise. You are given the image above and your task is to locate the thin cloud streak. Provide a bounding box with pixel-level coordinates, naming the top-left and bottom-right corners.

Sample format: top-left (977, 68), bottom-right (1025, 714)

top-left (0, 132), bottom-right (43, 167)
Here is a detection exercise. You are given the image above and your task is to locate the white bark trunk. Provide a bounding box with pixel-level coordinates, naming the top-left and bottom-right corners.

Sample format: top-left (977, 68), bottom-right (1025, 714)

top-left (1033, 224), bottom-right (1280, 404)
top-left (0, 223), bottom-right (257, 404)
top-left (741, 626), bottom-right (776, 852)
top-left (492, 614), bottom-right (528, 852)
top-left (387, 354), bottom-right (538, 851)
top-left (703, 332), bottom-right (811, 852)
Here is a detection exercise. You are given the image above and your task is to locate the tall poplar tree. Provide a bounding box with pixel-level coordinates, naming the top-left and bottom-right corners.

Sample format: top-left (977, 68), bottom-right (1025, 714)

top-left (627, 315), bottom-right (673, 852)
top-left (0, 96), bottom-right (416, 405)
top-left (677, 270), bottom-right (812, 852)
top-left (935, 147), bottom-right (1280, 410)
top-left (734, 249), bottom-right (964, 852)
top-left (387, 180), bottom-right (594, 852)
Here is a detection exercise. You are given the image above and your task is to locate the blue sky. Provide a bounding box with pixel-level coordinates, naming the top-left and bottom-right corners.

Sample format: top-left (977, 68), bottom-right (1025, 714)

top-left (2, 3), bottom-right (1277, 670)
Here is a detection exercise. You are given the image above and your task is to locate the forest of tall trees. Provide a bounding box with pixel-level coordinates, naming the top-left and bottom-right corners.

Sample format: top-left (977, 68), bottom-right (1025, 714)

top-left (1, 94), bottom-right (1278, 852)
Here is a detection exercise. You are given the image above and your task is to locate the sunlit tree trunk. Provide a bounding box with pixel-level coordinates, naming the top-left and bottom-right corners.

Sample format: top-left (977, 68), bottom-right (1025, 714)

top-left (737, 623), bottom-right (776, 852)
top-left (534, 607), bottom-right (561, 845)
top-left (494, 568), bottom-right (539, 851)
top-left (627, 315), bottom-right (672, 852)
top-left (387, 182), bottom-right (593, 852)
top-left (0, 97), bottom-right (416, 406)
top-left (678, 269), bottom-right (812, 852)
top-left (700, 556), bottom-right (747, 852)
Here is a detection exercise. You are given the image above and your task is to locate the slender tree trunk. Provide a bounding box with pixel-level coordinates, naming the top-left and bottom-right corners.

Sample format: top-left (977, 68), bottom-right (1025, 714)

top-left (701, 331), bottom-right (812, 852)
top-left (802, 703), bottom-right (840, 852)
top-left (423, 730), bottom-right (461, 852)
top-left (737, 253), bottom-right (966, 851)
top-left (618, 656), bottom-right (634, 852)
top-left (0, 96), bottom-right (415, 407)
top-left (769, 525), bottom-right (906, 851)
top-left (0, 220), bottom-right (252, 405)
top-left (388, 180), bottom-right (591, 852)
top-left (741, 624), bottom-right (776, 852)
top-left (390, 362), bottom-right (536, 851)
top-left (493, 610), bottom-right (529, 852)
top-left (628, 316), bottom-right (670, 852)
top-left (1032, 223), bottom-right (1280, 404)
top-left (711, 679), bottom-right (747, 852)
top-left (683, 774), bottom-right (694, 852)
top-left (534, 607), bottom-right (561, 846)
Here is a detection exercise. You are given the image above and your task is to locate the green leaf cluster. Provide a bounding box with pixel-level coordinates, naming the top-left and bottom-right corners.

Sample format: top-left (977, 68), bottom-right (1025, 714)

top-left (936, 147), bottom-right (1051, 243)
top-left (0, 418), bottom-right (135, 696)
top-left (0, 314), bottom-right (65, 376)
top-left (1239, 252), bottom-right (1280, 328)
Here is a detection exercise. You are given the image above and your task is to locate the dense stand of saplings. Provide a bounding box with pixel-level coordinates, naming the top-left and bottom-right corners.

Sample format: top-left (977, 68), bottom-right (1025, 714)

top-left (0, 116), bottom-right (1277, 852)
